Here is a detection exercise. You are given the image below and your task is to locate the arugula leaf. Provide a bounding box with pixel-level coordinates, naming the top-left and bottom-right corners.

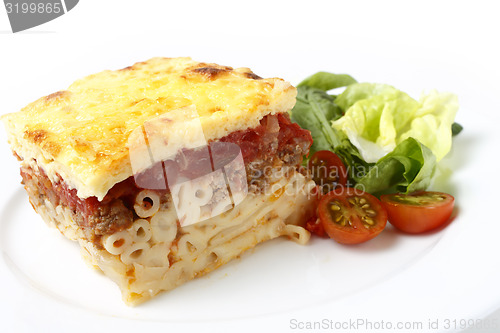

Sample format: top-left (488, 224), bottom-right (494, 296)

top-left (297, 71), bottom-right (357, 91)
top-left (291, 71), bottom-right (359, 154)
top-left (291, 86), bottom-right (344, 153)
top-left (290, 85), bottom-right (372, 176)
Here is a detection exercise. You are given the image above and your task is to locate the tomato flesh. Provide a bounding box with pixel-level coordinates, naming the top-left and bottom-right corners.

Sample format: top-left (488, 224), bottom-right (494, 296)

top-left (318, 188), bottom-right (387, 244)
top-left (303, 185), bottom-right (328, 237)
top-left (380, 191), bottom-right (455, 234)
top-left (308, 150), bottom-right (347, 194)
top-left (305, 216), bottom-right (327, 238)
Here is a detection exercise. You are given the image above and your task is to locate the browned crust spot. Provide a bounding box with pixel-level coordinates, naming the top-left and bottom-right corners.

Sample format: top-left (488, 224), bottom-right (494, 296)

top-left (244, 72), bottom-right (262, 80)
top-left (193, 62), bottom-right (232, 70)
top-left (192, 66), bottom-right (231, 80)
top-left (24, 129), bottom-right (61, 157)
top-left (24, 129), bottom-right (48, 144)
top-left (69, 136), bottom-right (95, 156)
top-left (119, 60), bottom-right (149, 71)
top-left (44, 91), bottom-right (69, 101)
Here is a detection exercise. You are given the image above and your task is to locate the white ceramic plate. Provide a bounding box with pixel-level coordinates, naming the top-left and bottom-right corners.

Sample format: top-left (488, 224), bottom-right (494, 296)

top-left (1, 32), bottom-right (499, 333)
top-left (1, 80), bottom-right (499, 333)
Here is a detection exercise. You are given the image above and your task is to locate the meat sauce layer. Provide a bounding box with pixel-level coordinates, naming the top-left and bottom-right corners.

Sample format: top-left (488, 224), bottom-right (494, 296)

top-left (21, 113), bottom-right (312, 244)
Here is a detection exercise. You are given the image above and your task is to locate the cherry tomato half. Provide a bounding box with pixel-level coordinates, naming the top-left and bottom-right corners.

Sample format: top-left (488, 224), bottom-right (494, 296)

top-left (380, 191), bottom-right (455, 234)
top-left (318, 187), bottom-right (387, 244)
top-left (308, 150), bottom-right (347, 194)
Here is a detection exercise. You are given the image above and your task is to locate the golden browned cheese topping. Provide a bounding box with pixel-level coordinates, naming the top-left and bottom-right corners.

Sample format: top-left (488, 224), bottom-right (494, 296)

top-left (2, 57), bottom-right (297, 200)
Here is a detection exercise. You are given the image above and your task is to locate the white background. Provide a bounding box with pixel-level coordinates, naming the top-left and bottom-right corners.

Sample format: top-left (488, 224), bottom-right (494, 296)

top-left (0, 1), bottom-right (499, 332)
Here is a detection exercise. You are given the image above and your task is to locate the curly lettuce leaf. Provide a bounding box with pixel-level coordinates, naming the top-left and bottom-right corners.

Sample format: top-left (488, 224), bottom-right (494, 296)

top-left (332, 83), bottom-right (459, 163)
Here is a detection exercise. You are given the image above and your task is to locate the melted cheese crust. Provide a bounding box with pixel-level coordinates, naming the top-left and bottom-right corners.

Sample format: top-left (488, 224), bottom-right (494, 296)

top-left (2, 57), bottom-right (297, 200)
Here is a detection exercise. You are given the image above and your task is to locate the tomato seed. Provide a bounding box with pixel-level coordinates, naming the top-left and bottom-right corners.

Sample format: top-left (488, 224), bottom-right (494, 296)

top-left (366, 209), bottom-right (376, 217)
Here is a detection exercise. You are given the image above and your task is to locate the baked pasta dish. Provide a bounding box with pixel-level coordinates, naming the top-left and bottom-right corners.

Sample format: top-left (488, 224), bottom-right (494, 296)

top-left (1, 57), bottom-right (317, 305)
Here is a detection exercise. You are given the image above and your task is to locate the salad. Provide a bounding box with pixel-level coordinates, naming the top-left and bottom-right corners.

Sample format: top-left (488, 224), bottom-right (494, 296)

top-left (290, 72), bottom-right (460, 244)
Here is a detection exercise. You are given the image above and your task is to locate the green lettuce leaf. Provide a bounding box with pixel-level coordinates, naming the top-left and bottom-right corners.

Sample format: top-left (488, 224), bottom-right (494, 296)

top-left (355, 137), bottom-right (436, 194)
top-left (451, 122), bottom-right (463, 136)
top-left (297, 71), bottom-right (357, 91)
top-left (332, 83), bottom-right (459, 162)
top-left (290, 71), bottom-right (446, 195)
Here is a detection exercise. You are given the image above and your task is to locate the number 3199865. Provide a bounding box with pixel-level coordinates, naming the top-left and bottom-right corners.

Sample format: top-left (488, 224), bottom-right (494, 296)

top-left (5, 2), bottom-right (62, 14)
